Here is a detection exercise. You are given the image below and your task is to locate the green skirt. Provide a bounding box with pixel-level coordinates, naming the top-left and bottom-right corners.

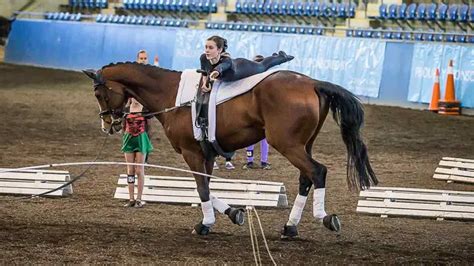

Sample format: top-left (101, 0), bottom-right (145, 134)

top-left (121, 132), bottom-right (153, 154)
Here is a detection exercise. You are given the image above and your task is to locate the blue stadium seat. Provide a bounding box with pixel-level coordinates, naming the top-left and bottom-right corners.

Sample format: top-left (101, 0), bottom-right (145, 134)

top-left (235, 0), bottom-right (242, 13)
top-left (280, 26), bottom-right (289, 33)
top-left (373, 31), bottom-right (381, 38)
top-left (123, 0), bottom-right (131, 9)
top-left (265, 25), bottom-right (273, 32)
top-left (388, 4), bottom-right (398, 19)
top-left (446, 34), bottom-right (455, 42)
top-left (426, 4), bottom-right (437, 20)
top-left (337, 3), bottom-right (346, 18)
top-left (303, 1), bottom-right (312, 16)
top-left (414, 32), bottom-right (422, 41)
top-left (95, 14), bottom-right (103, 22)
top-left (354, 29), bottom-right (363, 38)
top-left (437, 3), bottom-right (448, 21)
top-left (112, 14), bottom-right (120, 23)
top-left (289, 26), bottom-right (297, 34)
top-left (423, 33), bottom-right (434, 42)
top-left (58, 12), bottom-right (65, 20)
top-left (249, 24), bottom-right (257, 31)
top-left (402, 31), bottom-right (411, 40)
top-left (234, 23), bottom-right (242, 31)
top-left (458, 4), bottom-right (468, 22)
top-left (255, 1), bottom-right (264, 14)
top-left (448, 5), bottom-right (458, 21)
top-left (298, 27), bottom-right (305, 34)
top-left (467, 35), bottom-right (474, 43)
top-left (363, 30), bottom-right (373, 38)
top-left (279, 1), bottom-right (288, 16)
top-left (346, 29), bottom-right (353, 37)
top-left (455, 35), bottom-right (466, 43)
top-left (305, 28), bottom-right (314, 35)
top-left (391, 31), bottom-right (402, 39)
top-left (406, 3), bottom-right (417, 20)
top-left (257, 24), bottom-right (265, 32)
top-left (348, 3), bottom-right (355, 18)
top-left (416, 3), bottom-right (426, 20)
top-left (241, 0), bottom-right (249, 14)
top-left (434, 34), bottom-right (443, 42)
top-left (296, 1), bottom-right (304, 16)
top-left (45, 12), bottom-right (53, 20)
top-left (263, 0), bottom-right (271, 15)
top-left (383, 31), bottom-right (392, 39)
top-left (315, 28), bottom-right (324, 35)
top-left (470, 7), bottom-right (474, 22)
top-left (397, 3), bottom-right (407, 19)
top-left (312, 2), bottom-right (320, 17)
top-left (288, 1), bottom-right (297, 16)
top-left (226, 23), bottom-right (234, 30)
top-left (205, 22), bottom-right (212, 29)
top-left (379, 4), bottom-right (388, 19)
top-left (271, 1), bottom-right (280, 15)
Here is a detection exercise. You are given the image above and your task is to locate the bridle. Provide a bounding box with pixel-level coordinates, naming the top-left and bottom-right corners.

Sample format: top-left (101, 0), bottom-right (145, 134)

top-left (93, 70), bottom-right (126, 129)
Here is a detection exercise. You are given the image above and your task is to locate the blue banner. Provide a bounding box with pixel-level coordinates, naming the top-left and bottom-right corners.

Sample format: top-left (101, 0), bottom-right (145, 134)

top-left (278, 36), bottom-right (385, 98)
top-left (408, 43), bottom-right (474, 108)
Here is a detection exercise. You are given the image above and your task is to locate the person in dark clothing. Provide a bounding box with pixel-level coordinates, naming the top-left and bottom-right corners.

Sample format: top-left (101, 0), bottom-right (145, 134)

top-left (200, 35), bottom-right (294, 91)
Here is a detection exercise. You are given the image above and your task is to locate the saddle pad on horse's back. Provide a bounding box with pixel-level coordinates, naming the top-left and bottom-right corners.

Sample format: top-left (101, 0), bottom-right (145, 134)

top-left (176, 68), bottom-right (282, 142)
top-left (175, 68), bottom-right (282, 107)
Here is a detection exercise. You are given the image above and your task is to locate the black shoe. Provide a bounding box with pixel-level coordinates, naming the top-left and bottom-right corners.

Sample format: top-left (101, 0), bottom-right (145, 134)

top-left (278, 51), bottom-right (294, 61)
top-left (243, 162), bottom-right (258, 169)
top-left (261, 162), bottom-right (272, 170)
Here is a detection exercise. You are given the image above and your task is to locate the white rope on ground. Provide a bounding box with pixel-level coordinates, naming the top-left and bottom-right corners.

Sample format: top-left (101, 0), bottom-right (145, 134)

top-left (247, 206), bottom-right (259, 266)
top-left (253, 207), bottom-right (277, 266)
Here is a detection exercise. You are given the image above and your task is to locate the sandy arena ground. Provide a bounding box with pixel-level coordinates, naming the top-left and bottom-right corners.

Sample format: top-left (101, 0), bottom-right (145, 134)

top-left (0, 63), bottom-right (473, 264)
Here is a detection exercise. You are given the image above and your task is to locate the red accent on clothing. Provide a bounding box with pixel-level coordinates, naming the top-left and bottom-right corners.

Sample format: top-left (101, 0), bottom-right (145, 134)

top-left (125, 114), bottom-right (146, 136)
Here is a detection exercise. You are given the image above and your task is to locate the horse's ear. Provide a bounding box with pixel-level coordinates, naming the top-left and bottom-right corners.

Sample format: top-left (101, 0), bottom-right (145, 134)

top-left (82, 69), bottom-right (97, 81)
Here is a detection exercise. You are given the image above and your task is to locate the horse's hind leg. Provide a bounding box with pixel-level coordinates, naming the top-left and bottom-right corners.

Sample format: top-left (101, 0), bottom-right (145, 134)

top-left (278, 146), bottom-right (341, 239)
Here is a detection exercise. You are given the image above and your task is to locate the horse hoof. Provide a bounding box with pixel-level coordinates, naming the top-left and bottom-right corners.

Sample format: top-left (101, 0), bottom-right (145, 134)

top-left (280, 225), bottom-right (298, 240)
top-left (228, 208), bottom-right (245, 226)
top-left (192, 222), bottom-right (211, 235)
top-left (323, 214), bottom-right (341, 233)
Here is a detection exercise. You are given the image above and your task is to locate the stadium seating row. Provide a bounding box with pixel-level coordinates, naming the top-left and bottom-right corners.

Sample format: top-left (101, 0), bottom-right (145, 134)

top-left (69, 0), bottom-right (108, 9)
top-left (347, 29), bottom-right (474, 43)
top-left (205, 22), bottom-right (325, 35)
top-left (45, 12), bottom-right (83, 21)
top-left (95, 14), bottom-right (189, 27)
top-left (122, 0), bottom-right (218, 13)
top-left (378, 3), bottom-right (473, 23)
top-left (232, 0), bottom-right (355, 18)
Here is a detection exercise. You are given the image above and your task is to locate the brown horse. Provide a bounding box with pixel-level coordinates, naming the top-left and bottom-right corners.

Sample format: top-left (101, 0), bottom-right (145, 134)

top-left (83, 62), bottom-right (377, 238)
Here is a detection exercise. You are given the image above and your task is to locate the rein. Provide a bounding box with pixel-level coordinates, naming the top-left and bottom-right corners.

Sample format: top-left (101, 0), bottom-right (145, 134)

top-left (127, 98), bottom-right (196, 118)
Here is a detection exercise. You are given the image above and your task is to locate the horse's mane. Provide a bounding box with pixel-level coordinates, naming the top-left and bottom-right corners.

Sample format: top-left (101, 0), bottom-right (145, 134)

top-left (101, 61), bottom-right (180, 75)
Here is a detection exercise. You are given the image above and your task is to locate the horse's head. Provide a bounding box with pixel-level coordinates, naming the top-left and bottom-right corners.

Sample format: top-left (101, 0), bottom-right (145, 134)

top-left (83, 69), bottom-right (128, 135)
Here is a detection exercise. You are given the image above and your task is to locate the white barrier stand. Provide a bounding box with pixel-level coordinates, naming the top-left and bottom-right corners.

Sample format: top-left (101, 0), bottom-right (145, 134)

top-left (0, 168), bottom-right (73, 197)
top-left (357, 186), bottom-right (474, 221)
top-left (114, 174), bottom-right (288, 208)
top-left (433, 157), bottom-right (474, 184)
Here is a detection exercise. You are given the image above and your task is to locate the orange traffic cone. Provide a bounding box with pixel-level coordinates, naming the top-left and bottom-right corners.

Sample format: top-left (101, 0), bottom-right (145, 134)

top-left (438, 60), bottom-right (461, 115)
top-left (428, 68), bottom-right (440, 112)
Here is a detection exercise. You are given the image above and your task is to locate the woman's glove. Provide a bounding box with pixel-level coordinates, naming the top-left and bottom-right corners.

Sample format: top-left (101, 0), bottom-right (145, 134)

top-left (209, 71), bottom-right (220, 81)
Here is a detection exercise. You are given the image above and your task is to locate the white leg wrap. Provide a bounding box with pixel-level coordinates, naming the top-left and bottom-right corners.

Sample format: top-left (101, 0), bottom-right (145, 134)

top-left (286, 194), bottom-right (308, 226)
top-left (313, 188), bottom-right (327, 221)
top-left (210, 194), bottom-right (230, 214)
top-left (201, 200), bottom-right (215, 226)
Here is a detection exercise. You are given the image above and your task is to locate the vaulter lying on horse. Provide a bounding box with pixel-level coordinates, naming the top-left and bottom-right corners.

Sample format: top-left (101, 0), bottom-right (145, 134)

top-left (84, 35), bottom-right (377, 238)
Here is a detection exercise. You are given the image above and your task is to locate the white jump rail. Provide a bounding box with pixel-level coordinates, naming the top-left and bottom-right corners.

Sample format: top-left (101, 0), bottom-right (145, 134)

top-left (0, 168), bottom-right (73, 197)
top-left (114, 174), bottom-right (288, 207)
top-left (433, 157), bottom-right (474, 184)
top-left (356, 186), bottom-right (474, 221)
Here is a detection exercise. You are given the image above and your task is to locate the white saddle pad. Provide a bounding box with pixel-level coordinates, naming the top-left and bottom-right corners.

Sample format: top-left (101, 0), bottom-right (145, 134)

top-left (176, 69), bottom-right (282, 141)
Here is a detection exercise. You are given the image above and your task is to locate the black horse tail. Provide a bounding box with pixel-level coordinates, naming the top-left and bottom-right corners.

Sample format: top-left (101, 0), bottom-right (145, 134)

top-left (315, 80), bottom-right (378, 191)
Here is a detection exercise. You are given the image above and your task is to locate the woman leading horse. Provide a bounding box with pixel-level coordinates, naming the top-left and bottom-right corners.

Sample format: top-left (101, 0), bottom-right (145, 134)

top-left (84, 54), bottom-right (377, 239)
